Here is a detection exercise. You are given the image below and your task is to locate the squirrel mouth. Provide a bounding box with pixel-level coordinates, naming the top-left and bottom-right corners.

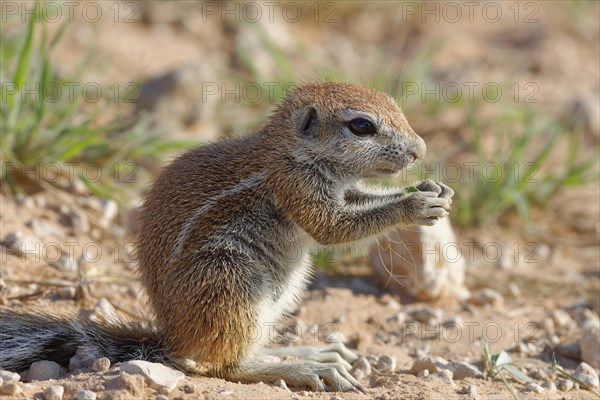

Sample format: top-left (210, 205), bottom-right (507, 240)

top-left (375, 168), bottom-right (400, 176)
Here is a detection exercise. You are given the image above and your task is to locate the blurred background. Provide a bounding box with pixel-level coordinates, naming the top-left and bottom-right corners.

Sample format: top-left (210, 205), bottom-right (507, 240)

top-left (1, 1), bottom-right (599, 398)
top-left (3, 1), bottom-right (598, 221)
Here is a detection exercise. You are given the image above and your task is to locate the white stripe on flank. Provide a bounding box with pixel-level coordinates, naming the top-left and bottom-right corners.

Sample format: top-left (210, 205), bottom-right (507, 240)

top-left (169, 172), bottom-right (267, 264)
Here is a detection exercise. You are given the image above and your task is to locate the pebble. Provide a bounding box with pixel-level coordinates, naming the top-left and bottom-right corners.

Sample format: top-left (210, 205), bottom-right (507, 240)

top-left (573, 362), bottom-right (599, 388)
top-left (458, 385), bottom-right (477, 395)
top-left (120, 360), bottom-right (184, 391)
top-left (580, 322), bottom-right (600, 368)
top-left (3, 231), bottom-right (42, 257)
top-left (26, 217), bottom-right (64, 238)
top-left (541, 381), bottom-right (556, 392)
top-left (274, 379), bottom-right (290, 391)
top-left (69, 355), bottom-right (82, 371)
top-left (556, 379), bottom-right (574, 392)
top-left (156, 395), bottom-right (169, 400)
top-left (43, 385), bottom-right (64, 400)
top-left (376, 355), bottom-right (397, 373)
top-left (524, 382), bottom-right (544, 393)
top-left (556, 342), bottom-right (581, 360)
top-left (409, 356), bottom-right (452, 375)
top-left (33, 195), bottom-right (47, 208)
top-left (378, 294), bottom-right (401, 310)
top-left (411, 306), bottom-right (443, 324)
top-left (91, 357), bottom-right (111, 372)
top-left (15, 193), bottom-right (31, 207)
top-left (350, 357), bottom-right (372, 380)
top-left (28, 360), bottom-right (60, 381)
top-left (549, 309), bottom-right (576, 330)
top-left (470, 288), bottom-right (504, 307)
top-left (70, 177), bottom-right (89, 195)
top-left (417, 369), bottom-right (429, 378)
top-left (0, 370), bottom-right (20, 385)
top-left (0, 371), bottom-right (22, 396)
top-left (452, 361), bottom-right (483, 380)
top-left (217, 389), bottom-right (233, 395)
top-left (100, 199), bottom-right (119, 227)
top-left (75, 389), bottom-right (96, 400)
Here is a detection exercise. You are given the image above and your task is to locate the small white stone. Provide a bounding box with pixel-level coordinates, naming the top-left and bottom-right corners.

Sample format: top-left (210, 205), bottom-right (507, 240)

top-left (91, 357), bottom-right (111, 372)
top-left (376, 355), bottom-right (397, 373)
top-left (0, 370), bottom-right (20, 385)
top-left (75, 389), bottom-right (96, 400)
top-left (26, 218), bottom-right (64, 239)
top-left (100, 199), bottom-right (119, 227)
top-left (524, 382), bottom-right (544, 393)
top-left (29, 360), bottom-right (60, 381)
top-left (580, 323), bottom-right (600, 368)
top-left (410, 356), bottom-right (452, 375)
top-left (350, 357), bottom-right (372, 380)
top-left (452, 361), bottom-right (483, 380)
top-left (550, 309), bottom-right (576, 330)
top-left (417, 369), bottom-right (429, 378)
top-left (120, 360), bottom-right (184, 391)
top-left (217, 389), bottom-right (233, 395)
top-left (541, 381), bottom-right (556, 392)
top-left (3, 231), bottom-right (42, 257)
top-left (556, 379), bottom-right (574, 392)
top-left (573, 362), bottom-right (599, 388)
top-left (43, 385), bottom-right (64, 400)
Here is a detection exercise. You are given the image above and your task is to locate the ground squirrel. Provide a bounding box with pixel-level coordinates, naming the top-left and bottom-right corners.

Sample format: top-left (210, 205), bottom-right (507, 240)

top-left (0, 81), bottom-right (453, 392)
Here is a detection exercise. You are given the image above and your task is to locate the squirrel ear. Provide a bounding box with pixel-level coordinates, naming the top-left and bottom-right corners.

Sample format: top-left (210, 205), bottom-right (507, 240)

top-left (299, 105), bottom-right (318, 135)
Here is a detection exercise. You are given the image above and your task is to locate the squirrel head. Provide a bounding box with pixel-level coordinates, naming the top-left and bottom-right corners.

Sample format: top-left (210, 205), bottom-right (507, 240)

top-left (268, 81), bottom-right (426, 180)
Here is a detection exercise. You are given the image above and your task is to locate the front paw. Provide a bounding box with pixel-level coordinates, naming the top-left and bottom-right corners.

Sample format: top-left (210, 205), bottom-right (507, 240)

top-left (404, 191), bottom-right (449, 226)
top-left (414, 180), bottom-right (454, 210)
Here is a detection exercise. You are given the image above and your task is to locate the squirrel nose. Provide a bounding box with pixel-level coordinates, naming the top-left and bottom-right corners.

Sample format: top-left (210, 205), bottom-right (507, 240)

top-left (410, 136), bottom-right (426, 161)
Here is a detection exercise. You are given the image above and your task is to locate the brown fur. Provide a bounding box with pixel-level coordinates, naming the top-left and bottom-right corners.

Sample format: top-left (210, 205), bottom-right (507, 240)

top-left (137, 82), bottom-right (450, 376)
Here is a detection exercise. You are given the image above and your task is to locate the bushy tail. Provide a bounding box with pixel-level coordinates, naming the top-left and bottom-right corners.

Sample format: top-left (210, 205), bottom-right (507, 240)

top-left (0, 307), bottom-right (172, 372)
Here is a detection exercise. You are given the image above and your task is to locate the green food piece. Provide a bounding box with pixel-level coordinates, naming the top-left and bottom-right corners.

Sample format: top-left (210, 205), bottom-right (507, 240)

top-left (405, 186), bottom-right (420, 193)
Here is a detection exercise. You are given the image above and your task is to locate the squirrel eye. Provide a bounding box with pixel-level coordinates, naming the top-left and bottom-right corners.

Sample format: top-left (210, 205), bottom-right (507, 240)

top-left (348, 118), bottom-right (376, 136)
